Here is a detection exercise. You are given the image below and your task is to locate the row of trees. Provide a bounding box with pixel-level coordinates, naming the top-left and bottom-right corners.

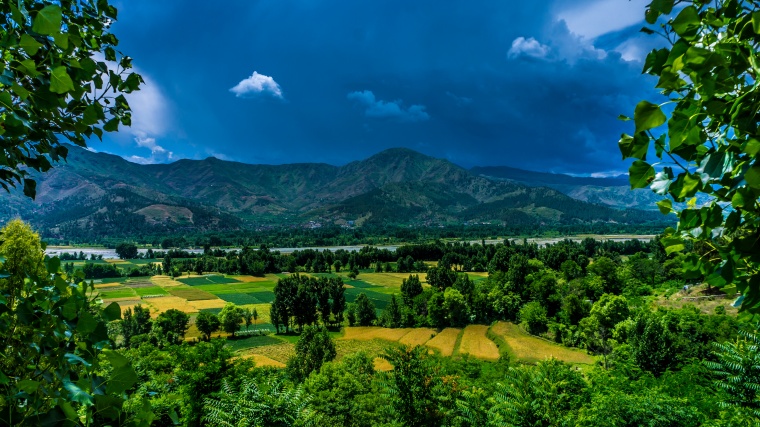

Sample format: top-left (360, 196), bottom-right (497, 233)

top-left (270, 274), bottom-right (347, 332)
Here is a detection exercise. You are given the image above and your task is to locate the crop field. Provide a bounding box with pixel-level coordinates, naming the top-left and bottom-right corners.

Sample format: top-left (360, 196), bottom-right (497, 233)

top-left (177, 275), bottom-right (242, 286)
top-left (134, 286), bottom-right (168, 297)
top-left (167, 287), bottom-right (218, 301)
top-left (188, 299), bottom-right (227, 310)
top-left (340, 327), bottom-right (413, 342)
top-left (398, 328), bottom-right (437, 347)
top-left (458, 325), bottom-right (500, 361)
top-left (489, 321), bottom-right (594, 365)
top-left (424, 328), bottom-right (462, 357)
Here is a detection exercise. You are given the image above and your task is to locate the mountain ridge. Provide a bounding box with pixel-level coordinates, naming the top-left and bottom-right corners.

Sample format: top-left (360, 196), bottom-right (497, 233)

top-left (0, 145), bottom-right (666, 238)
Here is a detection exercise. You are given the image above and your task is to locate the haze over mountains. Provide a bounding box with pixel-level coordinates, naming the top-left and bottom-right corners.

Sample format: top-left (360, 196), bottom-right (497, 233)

top-left (1, 146), bottom-right (665, 237)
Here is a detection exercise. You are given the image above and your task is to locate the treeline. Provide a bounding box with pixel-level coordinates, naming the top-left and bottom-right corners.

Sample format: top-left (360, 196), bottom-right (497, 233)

top-left (41, 221), bottom-right (667, 247)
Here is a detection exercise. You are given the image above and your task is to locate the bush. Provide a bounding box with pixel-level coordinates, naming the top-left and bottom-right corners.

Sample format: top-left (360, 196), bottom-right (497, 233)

top-left (520, 301), bottom-right (548, 335)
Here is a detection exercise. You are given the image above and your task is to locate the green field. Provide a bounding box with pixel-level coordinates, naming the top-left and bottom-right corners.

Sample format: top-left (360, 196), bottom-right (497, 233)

top-left (178, 275), bottom-right (242, 286)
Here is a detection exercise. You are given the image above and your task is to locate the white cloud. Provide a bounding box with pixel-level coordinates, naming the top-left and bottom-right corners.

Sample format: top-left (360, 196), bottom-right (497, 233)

top-left (555, 0), bottom-right (650, 40)
top-left (347, 90), bottom-right (430, 122)
top-left (508, 37), bottom-right (551, 60)
top-left (230, 71), bottom-right (283, 98)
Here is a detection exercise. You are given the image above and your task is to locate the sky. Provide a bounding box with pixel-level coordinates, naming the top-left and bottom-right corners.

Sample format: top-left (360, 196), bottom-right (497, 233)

top-left (96, 0), bottom-right (668, 176)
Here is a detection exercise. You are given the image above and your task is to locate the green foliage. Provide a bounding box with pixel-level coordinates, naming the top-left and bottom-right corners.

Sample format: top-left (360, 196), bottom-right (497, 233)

top-left (203, 375), bottom-right (316, 427)
top-left (195, 310), bottom-right (221, 341)
top-left (0, 0), bottom-right (142, 198)
top-left (219, 303), bottom-right (245, 337)
top-left (623, 0), bottom-right (760, 312)
top-left (121, 304), bottom-right (152, 348)
top-left (382, 345), bottom-right (455, 427)
top-left (401, 274), bottom-right (423, 306)
top-left (286, 326), bottom-right (337, 383)
top-left (304, 352), bottom-right (391, 427)
top-left (574, 387), bottom-right (701, 427)
top-left (471, 358), bottom-right (587, 427)
top-left (520, 300), bottom-right (549, 335)
top-left (115, 242), bottom-right (139, 260)
top-left (354, 292), bottom-right (377, 326)
top-left (706, 327), bottom-right (760, 417)
top-left (154, 308), bottom-right (190, 346)
top-left (0, 220), bottom-right (150, 425)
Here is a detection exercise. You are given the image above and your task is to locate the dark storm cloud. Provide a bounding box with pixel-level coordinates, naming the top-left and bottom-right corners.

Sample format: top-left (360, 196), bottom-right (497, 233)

top-left (100, 0), bottom-right (660, 174)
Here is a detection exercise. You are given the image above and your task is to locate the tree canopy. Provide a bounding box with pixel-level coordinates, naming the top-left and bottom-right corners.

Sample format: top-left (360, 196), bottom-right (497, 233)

top-left (0, 0), bottom-right (142, 198)
top-left (623, 0), bottom-right (760, 312)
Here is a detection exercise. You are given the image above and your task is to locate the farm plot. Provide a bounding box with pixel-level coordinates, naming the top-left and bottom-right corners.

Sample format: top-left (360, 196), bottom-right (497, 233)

top-left (188, 299), bottom-right (227, 311)
top-left (425, 328), bottom-right (462, 357)
top-left (398, 328), bottom-right (438, 347)
top-left (340, 327), bottom-right (412, 342)
top-left (177, 275), bottom-right (242, 286)
top-left (217, 292), bottom-right (275, 305)
top-left (144, 296), bottom-right (197, 314)
top-left (458, 325), bottom-right (500, 361)
top-left (241, 354), bottom-right (286, 368)
top-left (125, 280), bottom-right (157, 288)
top-left (135, 286), bottom-right (168, 297)
top-left (167, 287), bottom-right (218, 301)
top-left (151, 276), bottom-right (183, 287)
top-left (194, 282), bottom-right (276, 294)
top-left (98, 288), bottom-right (137, 299)
top-left (490, 321), bottom-right (594, 365)
top-left (344, 288), bottom-right (392, 309)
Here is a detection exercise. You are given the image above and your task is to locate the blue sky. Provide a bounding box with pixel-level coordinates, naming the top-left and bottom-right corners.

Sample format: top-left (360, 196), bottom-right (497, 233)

top-left (97, 0), bottom-right (665, 175)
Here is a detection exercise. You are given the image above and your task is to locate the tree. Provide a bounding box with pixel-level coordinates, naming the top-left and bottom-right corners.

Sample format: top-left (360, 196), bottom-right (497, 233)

top-left (0, 0), bottom-right (142, 198)
top-left (580, 294), bottom-right (629, 368)
top-left (286, 326), bottom-right (337, 382)
top-left (401, 274), bottom-right (423, 306)
top-left (195, 311), bottom-right (220, 341)
top-left (444, 288), bottom-right (468, 327)
top-left (623, 0), bottom-right (760, 312)
top-left (155, 308), bottom-right (190, 346)
top-left (121, 304), bottom-right (152, 347)
top-left (382, 294), bottom-right (402, 328)
top-left (427, 292), bottom-right (448, 330)
top-left (355, 293), bottom-right (376, 326)
top-left (243, 307), bottom-right (253, 331)
top-left (0, 220), bottom-right (148, 425)
top-left (382, 345), bottom-right (452, 427)
top-left (252, 307), bottom-right (259, 329)
top-left (706, 327), bottom-right (760, 416)
top-left (520, 301), bottom-right (549, 336)
top-left (115, 242), bottom-right (139, 260)
top-left (219, 303), bottom-right (244, 337)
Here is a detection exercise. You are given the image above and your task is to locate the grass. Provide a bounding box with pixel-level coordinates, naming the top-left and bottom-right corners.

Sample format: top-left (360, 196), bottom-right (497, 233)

top-left (458, 325), bottom-right (500, 361)
top-left (193, 282), bottom-right (276, 294)
top-left (218, 293), bottom-right (266, 305)
top-left (177, 275), bottom-right (242, 286)
top-left (344, 288), bottom-right (392, 309)
top-left (226, 335), bottom-right (284, 351)
top-left (98, 288), bottom-right (137, 299)
top-left (398, 328), bottom-right (437, 347)
top-left (489, 321), bottom-right (594, 365)
top-left (167, 288), bottom-right (218, 301)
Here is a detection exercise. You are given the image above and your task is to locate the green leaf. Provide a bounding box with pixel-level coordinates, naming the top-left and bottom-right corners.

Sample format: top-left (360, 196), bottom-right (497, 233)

top-left (671, 6), bottom-right (700, 38)
top-left (19, 35), bottom-right (43, 56)
top-left (17, 379), bottom-right (40, 394)
top-left (32, 5), bottom-right (62, 36)
top-left (745, 164), bottom-right (760, 189)
top-left (617, 114), bottom-right (631, 121)
top-left (674, 173), bottom-right (701, 199)
top-left (103, 118), bottom-right (119, 132)
top-left (46, 257), bottom-right (60, 274)
top-left (77, 311), bottom-right (98, 335)
top-left (634, 101), bottom-right (666, 134)
top-left (619, 133), bottom-right (649, 160)
top-left (23, 179), bottom-right (36, 199)
top-left (656, 199), bottom-right (672, 215)
top-left (50, 67), bottom-right (74, 94)
top-left (745, 139), bottom-right (760, 157)
top-left (629, 160), bottom-right (655, 189)
top-left (65, 353), bottom-right (92, 367)
top-left (661, 235), bottom-right (685, 254)
top-left (103, 302), bottom-right (121, 321)
top-left (63, 379), bottom-right (93, 405)
top-left (650, 0), bottom-right (674, 14)
top-left (104, 350), bottom-right (137, 394)
top-left (752, 11), bottom-right (760, 34)
top-left (0, 92), bottom-right (13, 110)
top-left (53, 33), bottom-right (69, 49)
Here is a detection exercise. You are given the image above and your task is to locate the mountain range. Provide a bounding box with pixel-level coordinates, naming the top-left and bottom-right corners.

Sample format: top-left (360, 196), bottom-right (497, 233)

top-left (0, 146), bottom-right (666, 238)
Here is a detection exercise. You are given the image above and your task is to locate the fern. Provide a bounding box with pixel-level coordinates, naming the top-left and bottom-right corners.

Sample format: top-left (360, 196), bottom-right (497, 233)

top-left (706, 326), bottom-right (760, 418)
top-left (202, 375), bottom-right (320, 427)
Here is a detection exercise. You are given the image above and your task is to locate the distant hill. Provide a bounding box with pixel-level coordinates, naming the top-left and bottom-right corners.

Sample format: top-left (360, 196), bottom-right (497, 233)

top-left (0, 146), bottom-right (666, 238)
top-left (471, 165), bottom-right (664, 211)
